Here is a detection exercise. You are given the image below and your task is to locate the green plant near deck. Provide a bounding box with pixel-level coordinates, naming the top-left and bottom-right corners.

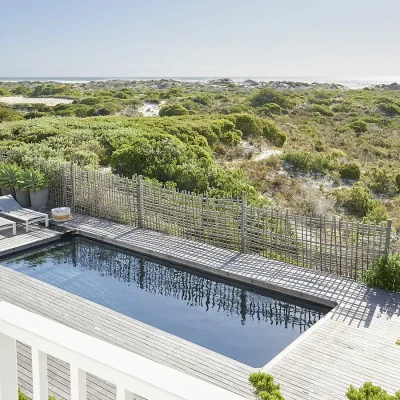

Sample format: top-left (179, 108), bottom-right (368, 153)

top-left (362, 254), bottom-right (400, 292)
top-left (0, 163), bottom-right (22, 192)
top-left (18, 168), bottom-right (48, 191)
top-left (249, 372), bottom-right (285, 400)
top-left (18, 389), bottom-right (28, 400)
top-left (347, 382), bottom-right (400, 399)
top-left (18, 388), bottom-right (57, 400)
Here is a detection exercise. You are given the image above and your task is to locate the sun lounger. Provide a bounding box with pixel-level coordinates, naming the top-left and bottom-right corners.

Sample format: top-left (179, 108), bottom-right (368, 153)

top-left (0, 217), bottom-right (16, 236)
top-left (0, 195), bottom-right (49, 232)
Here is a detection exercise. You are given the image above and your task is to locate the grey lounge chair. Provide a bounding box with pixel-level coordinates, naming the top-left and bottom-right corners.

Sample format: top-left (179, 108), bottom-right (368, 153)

top-left (0, 217), bottom-right (16, 236)
top-left (0, 195), bottom-right (49, 232)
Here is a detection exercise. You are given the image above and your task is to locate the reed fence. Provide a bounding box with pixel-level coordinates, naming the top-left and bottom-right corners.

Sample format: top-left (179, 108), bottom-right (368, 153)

top-left (0, 154), bottom-right (393, 279)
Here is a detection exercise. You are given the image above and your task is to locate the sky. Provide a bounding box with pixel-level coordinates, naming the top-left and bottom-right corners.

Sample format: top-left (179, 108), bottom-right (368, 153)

top-left (1, 0), bottom-right (400, 77)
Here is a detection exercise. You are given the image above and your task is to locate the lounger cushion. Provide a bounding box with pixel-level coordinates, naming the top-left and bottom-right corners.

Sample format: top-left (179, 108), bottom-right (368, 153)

top-left (0, 195), bottom-right (22, 212)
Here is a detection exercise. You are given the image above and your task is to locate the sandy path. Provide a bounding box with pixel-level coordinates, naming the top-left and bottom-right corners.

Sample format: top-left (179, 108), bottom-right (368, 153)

top-left (0, 96), bottom-right (73, 106)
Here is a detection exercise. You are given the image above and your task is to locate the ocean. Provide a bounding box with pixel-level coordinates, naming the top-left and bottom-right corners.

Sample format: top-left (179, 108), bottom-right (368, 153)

top-left (0, 76), bottom-right (399, 89)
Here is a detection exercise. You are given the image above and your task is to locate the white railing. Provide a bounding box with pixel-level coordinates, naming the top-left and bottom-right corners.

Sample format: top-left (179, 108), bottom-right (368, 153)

top-left (0, 302), bottom-right (246, 400)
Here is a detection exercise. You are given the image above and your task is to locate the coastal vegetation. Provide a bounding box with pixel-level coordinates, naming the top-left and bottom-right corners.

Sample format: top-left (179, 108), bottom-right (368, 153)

top-left (362, 254), bottom-right (400, 292)
top-left (249, 372), bottom-right (285, 400)
top-left (1, 78), bottom-right (400, 236)
top-left (346, 382), bottom-right (400, 400)
top-left (249, 372), bottom-right (400, 400)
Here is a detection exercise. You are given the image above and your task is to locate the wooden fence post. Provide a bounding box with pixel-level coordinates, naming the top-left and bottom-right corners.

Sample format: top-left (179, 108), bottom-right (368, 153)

top-left (137, 175), bottom-right (144, 228)
top-left (70, 162), bottom-right (76, 213)
top-left (241, 192), bottom-right (247, 253)
top-left (384, 219), bottom-right (392, 256)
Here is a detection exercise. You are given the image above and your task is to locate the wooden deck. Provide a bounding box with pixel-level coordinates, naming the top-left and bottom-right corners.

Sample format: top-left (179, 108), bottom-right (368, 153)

top-left (1, 216), bottom-right (400, 399)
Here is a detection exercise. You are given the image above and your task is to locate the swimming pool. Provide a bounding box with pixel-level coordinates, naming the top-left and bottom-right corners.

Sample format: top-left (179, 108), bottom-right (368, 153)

top-left (1, 237), bottom-right (328, 367)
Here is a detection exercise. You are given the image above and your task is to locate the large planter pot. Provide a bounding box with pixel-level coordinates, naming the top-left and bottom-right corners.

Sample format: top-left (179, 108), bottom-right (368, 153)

top-left (16, 189), bottom-right (31, 208)
top-left (1, 188), bottom-right (13, 197)
top-left (30, 188), bottom-right (49, 211)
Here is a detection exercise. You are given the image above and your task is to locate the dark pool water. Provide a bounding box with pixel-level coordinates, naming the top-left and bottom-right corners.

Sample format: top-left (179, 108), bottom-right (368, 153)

top-left (2, 237), bottom-right (328, 367)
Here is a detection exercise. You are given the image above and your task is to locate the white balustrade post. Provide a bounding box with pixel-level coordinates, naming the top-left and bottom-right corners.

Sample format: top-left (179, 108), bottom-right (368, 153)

top-left (70, 365), bottom-right (86, 400)
top-left (0, 333), bottom-right (18, 400)
top-left (32, 348), bottom-right (48, 400)
top-left (116, 385), bottom-right (129, 400)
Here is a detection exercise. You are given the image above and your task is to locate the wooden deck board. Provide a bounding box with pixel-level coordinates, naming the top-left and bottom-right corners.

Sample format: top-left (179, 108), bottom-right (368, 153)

top-left (0, 215), bottom-right (399, 399)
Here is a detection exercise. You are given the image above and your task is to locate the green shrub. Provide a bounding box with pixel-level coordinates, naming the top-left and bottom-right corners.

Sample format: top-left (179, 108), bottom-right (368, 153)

top-left (228, 104), bottom-right (250, 114)
top-left (262, 121), bottom-right (287, 147)
top-left (0, 105), bottom-right (22, 122)
top-left (260, 103), bottom-right (282, 116)
top-left (339, 183), bottom-right (388, 223)
top-left (251, 89), bottom-right (292, 109)
top-left (33, 83), bottom-right (68, 97)
top-left (109, 131), bottom-right (256, 199)
top-left (329, 148), bottom-right (347, 159)
top-left (376, 98), bottom-right (400, 116)
top-left (313, 104), bottom-right (334, 116)
top-left (347, 382), bottom-right (400, 400)
top-left (249, 372), bottom-right (285, 400)
top-left (12, 85), bottom-right (33, 96)
top-left (395, 173), bottom-right (400, 192)
top-left (191, 94), bottom-right (211, 105)
top-left (282, 151), bottom-right (331, 174)
top-left (180, 100), bottom-right (200, 112)
top-left (348, 119), bottom-right (368, 133)
top-left (165, 87), bottom-right (183, 98)
top-left (314, 139), bottom-right (326, 152)
top-left (342, 183), bottom-right (374, 217)
top-left (229, 113), bottom-right (262, 138)
top-left (332, 102), bottom-right (354, 113)
top-left (379, 103), bottom-right (400, 116)
top-left (364, 203), bottom-right (388, 223)
top-left (159, 104), bottom-right (189, 116)
top-left (339, 163), bottom-right (361, 180)
top-left (367, 168), bottom-right (397, 196)
top-left (25, 111), bottom-right (47, 119)
top-left (362, 255), bottom-right (400, 293)
top-left (0, 87), bottom-right (12, 96)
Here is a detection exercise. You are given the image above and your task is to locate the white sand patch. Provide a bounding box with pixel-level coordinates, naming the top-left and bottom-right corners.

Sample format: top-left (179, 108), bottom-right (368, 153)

top-left (0, 96), bottom-right (73, 106)
top-left (138, 101), bottom-right (165, 117)
top-left (240, 141), bottom-right (282, 161)
top-left (254, 149), bottom-right (282, 161)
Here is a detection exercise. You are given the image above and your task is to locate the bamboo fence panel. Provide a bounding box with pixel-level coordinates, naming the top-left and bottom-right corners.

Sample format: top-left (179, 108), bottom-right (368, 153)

top-left (0, 153), bottom-right (393, 279)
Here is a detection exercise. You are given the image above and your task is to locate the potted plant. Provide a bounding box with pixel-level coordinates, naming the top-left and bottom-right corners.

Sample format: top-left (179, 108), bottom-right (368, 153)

top-left (16, 169), bottom-right (32, 207)
top-left (23, 169), bottom-right (49, 210)
top-left (0, 163), bottom-right (22, 198)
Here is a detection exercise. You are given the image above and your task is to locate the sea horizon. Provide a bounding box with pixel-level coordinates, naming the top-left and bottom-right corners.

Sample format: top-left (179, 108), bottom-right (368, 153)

top-left (1, 76), bottom-right (400, 89)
